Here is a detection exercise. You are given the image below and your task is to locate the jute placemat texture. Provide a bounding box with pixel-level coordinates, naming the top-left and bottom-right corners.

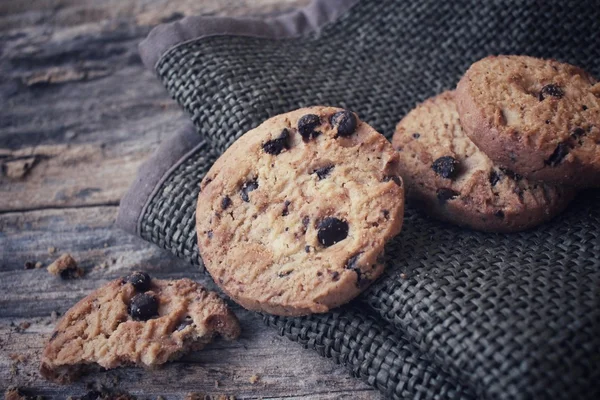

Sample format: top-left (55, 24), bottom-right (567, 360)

top-left (117, 1), bottom-right (600, 399)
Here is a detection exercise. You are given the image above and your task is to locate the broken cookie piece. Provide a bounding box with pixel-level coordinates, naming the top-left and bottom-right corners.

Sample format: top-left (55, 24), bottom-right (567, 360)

top-left (47, 253), bottom-right (83, 279)
top-left (40, 274), bottom-right (241, 384)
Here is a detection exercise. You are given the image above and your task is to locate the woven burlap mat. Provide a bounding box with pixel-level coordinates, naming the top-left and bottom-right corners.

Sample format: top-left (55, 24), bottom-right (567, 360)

top-left (118, 1), bottom-right (600, 398)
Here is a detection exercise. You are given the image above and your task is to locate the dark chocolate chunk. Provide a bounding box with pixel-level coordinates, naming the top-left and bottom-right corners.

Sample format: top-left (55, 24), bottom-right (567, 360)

top-left (436, 188), bottom-right (459, 204)
top-left (330, 110), bottom-right (357, 137)
top-left (539, 84), bottom-right (564, 101)
top-left (494, 210), bottom-right (505, 219)
top-left (128, 293), bottom-right (159, 321)
top-left (331, 271), bottom-right (340, 281)
top-left (489, 170), bottom-right (501, 186)
top-left (582, 105), bottom-right (588, 111)
top-left (125, 271), bottom-right (152, 292)
top-left (545, 143), bottom-right (570, 166)
top-left (412, 133), bottom-right (420, 139)
top-left (313, 165), bottom-right (334, 180)
top-left (382, 209), bottom-right (390, 219)
top-left (278, 270), bottom-right (293, 277)
top-left (571, 128), bottom-right (585, 138)
top-left (240, 179), bottom-right (258, 202)
top-left (305, 246), bottom-right (311, 253)
top-left (207, 230), bottom-right (213, 239)
top-left (175, 316), bottom-right (193, 331)
top-left (50, 331), bottom-right (59, 341)
top-left (432, 156), bottom-right (460, 179)
top-left (297, 114), bottom-right (321, 141)
top-left (221, 196), bottom-right (232, 210)
top-left (344, 253), bottom-right (370, 289)
top-left (262, 129), bottom-right (291, 155)
top-left (317, 217), bottom-right (349, 247)
top-left (282, 200), bottom-right (291, 216)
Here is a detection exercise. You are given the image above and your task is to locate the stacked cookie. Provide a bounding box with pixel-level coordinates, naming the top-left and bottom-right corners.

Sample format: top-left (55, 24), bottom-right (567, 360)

top-left (393, 55), bottom-right (600, 232)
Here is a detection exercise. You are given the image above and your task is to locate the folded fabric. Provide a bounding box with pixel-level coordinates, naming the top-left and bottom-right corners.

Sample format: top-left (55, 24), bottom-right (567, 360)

top-left (118, 1), bottom-right (600, 398)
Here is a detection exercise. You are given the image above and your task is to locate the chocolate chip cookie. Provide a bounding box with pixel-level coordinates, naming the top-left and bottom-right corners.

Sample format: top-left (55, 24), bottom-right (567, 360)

top-left (40, 273), bottom-right (240, 383)
top-left (393, 91), bottom-right (574, 232)
top-left (196, 106), bottom-right (405, 316)
top-left (455, 55), bottom-right (600, 186)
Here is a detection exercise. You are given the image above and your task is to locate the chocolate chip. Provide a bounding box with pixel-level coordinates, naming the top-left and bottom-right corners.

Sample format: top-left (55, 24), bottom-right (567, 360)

top-left (571, 128), bottom-right (585, 138)
top-left (545, 143), bottom-right (570, 166)
top-left (125, 271), bottom-right (152, 292)
top-left (382, 209), bottom-right (390, 219)
top-left (50, 331), bottom-right (59, 341)
top-left (24, 261), bottom-right (34, 269)
top-left (436, 188), bottom-right (459, 204)
top-left (297, 114), bottom-right (321, 141)
top-left (316, 271), bottom-right (323, 276)
top-left (282, 200), bottom-right (291, 216)
top-left (262, 129), bottom-right (291, 155)
top-left (305, 246), bottom-right (310, 253)
top-left (317, 217), bottom-right (349, 247)
top-left (495, 210), bottom-right (505, 219)
top-left (221, 196), bottom-right (232, 210)
top-left (331, 110), bottom-right (357, 137)
top-left (128, 293), bottom-right (159, 321)
top-left (383, 175), bottom-right (403, 187)
top-left (207, 230), bottom-right (213, 239)
top-left (344, 254), bottom-right (370, 289)
top-left (331, 271), bottom-right (340, 281)
top-left (313, 165), bottom-right (334, 180)
top-left (539, 84), bottom-right (564, 101)
top-left (175, 316), bottom-right (193, 331)
top-left (412, 133), bottom-right (420, 139)
top-left (278, 270), bottom-right (293, 277)
top-left (431, 156), bottom-right (460, 179)
top-left (582, 105), bottom-right (588, 111)
top-left (240, 179), bottom-right (258, 202)
top-left (500, 168), bottom-right (522, 181)
top-left (489, 170), bottom-right (501, 186)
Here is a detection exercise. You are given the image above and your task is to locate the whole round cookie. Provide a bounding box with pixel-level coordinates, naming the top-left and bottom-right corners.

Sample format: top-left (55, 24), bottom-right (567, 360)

top-left (455, 55), bottom-right (600, 187)
top-left (393, 91), bottom-right (575, 232)
top-left (196, 106), bottom-right (405, 316)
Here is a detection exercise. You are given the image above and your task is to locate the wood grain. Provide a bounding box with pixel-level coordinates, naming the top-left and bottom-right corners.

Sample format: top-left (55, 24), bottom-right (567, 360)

top-left (0, 0), bottom-right (380, 398)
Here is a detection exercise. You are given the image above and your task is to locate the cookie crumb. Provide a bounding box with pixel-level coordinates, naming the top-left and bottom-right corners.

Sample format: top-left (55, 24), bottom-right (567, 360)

top-left (214, 380), bottom-right (220, 388)
top-left (35, 261), bottom-right (43, 269)
top-left (47, 253), bottom-right (83, 279)
top-left (47, 246), bottom-right (56, 255)
top-left (249, 374), bottom-right (260, 384)
top-left (156, 397), bottom-right (165, 400)
top-left (400, 273), bottom-right (407, 279)
top-left (9, 353), bottom-right (28, 363)
top-left (19, 322), bottom-right (31, 331)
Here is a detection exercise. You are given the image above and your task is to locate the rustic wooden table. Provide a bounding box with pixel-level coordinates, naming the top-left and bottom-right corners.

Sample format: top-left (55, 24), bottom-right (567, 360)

top-left (0, 1), bottom-right (381, 398)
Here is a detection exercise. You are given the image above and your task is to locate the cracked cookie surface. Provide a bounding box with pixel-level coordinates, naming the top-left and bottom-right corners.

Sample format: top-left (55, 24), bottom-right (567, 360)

top-left (455, 55), bottom-right (600, 187)
top-left (40, 274), bottom-right (240, 383)
top-left (196, 106), bottom-right (405, 316)
top-left (393, 91), bottom-right (574, 232)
